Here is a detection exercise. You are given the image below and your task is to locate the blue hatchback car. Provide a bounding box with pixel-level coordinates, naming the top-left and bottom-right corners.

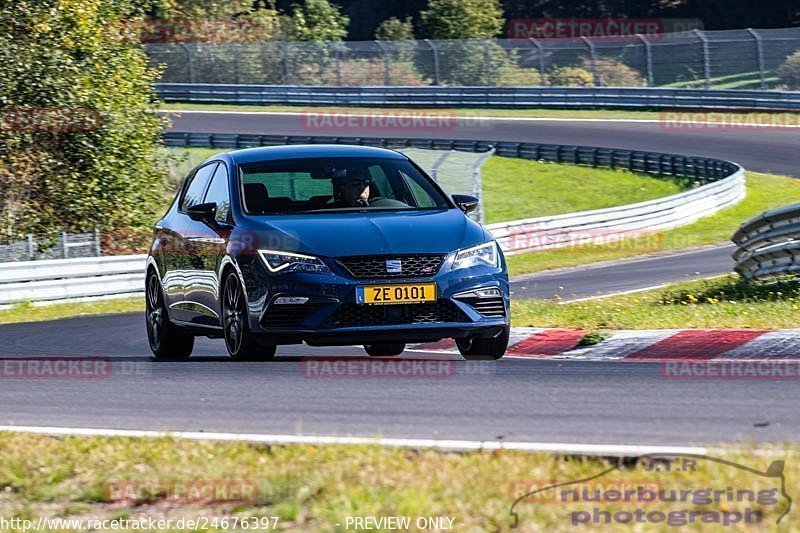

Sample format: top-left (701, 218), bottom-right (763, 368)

top-left (146, 145), bottom-right (510, 361)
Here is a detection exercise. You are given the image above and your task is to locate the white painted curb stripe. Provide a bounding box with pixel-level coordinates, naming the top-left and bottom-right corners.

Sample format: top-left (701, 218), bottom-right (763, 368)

top-left (0, 425), bottom-right (708, 456)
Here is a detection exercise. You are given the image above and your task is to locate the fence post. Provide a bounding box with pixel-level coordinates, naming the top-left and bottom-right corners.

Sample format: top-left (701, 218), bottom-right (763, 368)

top-left (694, 29), bottom-right (712, 89)
top-left (424, 39), bottom-right (441, 85)
top-left (234, 43), bottom-right (242, 84)
top-left (481, 39), bottom-right (493, 85)
top-left (747, 28), bottom-right (767, 90)
top-left (282, 42), bottom-right (292, 84)
top-left (27, 235), bottom-right (34, 260)
top-left (94, 228), bottom-right (102, 257)
top-left (330, 41), bottom-right (342, 86)
top-left (375, 40), bottom-right (392, 86)
top-left (62, 232), bottom-right (69, 259)
top-left (179, 43), bottom-right (195, 83)
top-left (528, 38), bottom-right (546, 85)
top-left (581, 37), bottom-right (599, 86)
top-left (636, 33), bottom-right (654, 87)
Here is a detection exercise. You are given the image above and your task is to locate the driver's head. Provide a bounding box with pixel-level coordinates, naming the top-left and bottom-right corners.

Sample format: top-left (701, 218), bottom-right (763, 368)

top-left (336, 168), bottom-right (371, 206)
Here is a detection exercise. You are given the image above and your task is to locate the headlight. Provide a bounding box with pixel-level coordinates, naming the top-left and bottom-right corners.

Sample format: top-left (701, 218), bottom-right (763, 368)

top-left (258, 249), bottom-right (330, 274)
top-left (452, 242), bottom-right (499, 271)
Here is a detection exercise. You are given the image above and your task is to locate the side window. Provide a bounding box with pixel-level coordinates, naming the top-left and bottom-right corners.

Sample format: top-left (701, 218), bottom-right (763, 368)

top-left (203, 164), bottom-right (231, 222)
top-left (180, 163), bottom-right (217, 211)
top-left (400, 171), bottom-right (436, 208)
top-left (368, 165), bottom-right (396, 200)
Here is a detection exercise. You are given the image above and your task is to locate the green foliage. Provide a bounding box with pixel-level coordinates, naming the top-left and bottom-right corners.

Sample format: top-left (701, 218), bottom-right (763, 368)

top-left (0, 0), bottom-right (167, 240)
top-left (547, 66), bottom-right (596, 87)
top-left (777, 51), bottom-right (800, 90)
top-left (420, 0), bottom-right (504, 40)
top-left (282, 0), bottom-right (349, 42)
top-left (592, 58), bottom-right (644, 87)
top-left (375, 16), bottom-right (415, 41)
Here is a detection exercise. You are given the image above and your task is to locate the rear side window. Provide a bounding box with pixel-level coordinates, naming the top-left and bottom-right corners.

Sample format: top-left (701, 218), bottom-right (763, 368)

top-left (203, 164), bottom-right (231, 222)
top-left (181, 163), bottom-right (217, 211)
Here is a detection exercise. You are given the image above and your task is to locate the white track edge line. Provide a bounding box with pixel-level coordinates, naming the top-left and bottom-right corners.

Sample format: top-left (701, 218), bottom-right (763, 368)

top-left (0, 425), bottom-right (708, 456)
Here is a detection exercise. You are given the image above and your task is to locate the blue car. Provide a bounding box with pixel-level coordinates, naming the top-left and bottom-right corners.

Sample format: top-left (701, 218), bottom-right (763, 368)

top-left (146, 145), bottom-right (510, 361)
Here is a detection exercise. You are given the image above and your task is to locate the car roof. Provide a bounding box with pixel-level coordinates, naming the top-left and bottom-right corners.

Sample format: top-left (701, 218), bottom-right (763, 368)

top-left (224, 144), bottom-right (408, 165)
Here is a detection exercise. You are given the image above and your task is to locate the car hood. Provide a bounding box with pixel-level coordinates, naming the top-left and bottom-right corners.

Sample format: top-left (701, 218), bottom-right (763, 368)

top-left (246, 209), bottom-right (487, 257)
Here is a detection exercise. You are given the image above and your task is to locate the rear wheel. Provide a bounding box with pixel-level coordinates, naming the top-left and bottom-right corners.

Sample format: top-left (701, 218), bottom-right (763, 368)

top-left (222, 271), bottom-right (277, 361)
top-left (364, 342), bottom-right (406, 356)
top-left (456, 327), bottom-right (509, 360)
top-left (146, 271), bottom-right (194, 359)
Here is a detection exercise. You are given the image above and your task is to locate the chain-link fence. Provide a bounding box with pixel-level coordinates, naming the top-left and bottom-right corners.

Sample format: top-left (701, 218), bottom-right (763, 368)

top-left (0, 230), bottom-right (102, 262)
top-left (146, 28), bottom-right (800, 90)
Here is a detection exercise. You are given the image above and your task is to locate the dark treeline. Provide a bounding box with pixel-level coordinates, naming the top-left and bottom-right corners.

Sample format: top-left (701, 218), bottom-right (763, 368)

top-left (271, 0), bottom-right (800, 40)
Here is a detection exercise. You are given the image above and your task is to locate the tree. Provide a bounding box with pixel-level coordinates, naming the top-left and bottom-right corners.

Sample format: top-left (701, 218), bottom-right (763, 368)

top-left (375, 16), bottom-right (415, 40)
top-left (0, 0), bottom-right (167, 240)
top-left (282, 0), bottom-right (349, 41)
top-left (420, 0), bottom-right (504, 40)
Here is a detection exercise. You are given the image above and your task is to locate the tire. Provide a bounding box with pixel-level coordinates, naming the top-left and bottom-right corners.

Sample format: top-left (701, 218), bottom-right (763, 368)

top-left (146, 270), bottom-right (194, 359)
top-left (222, 271), bottom-right (277, 361)
top-left (456, 327), bottom-right (509, 360)
top-left (364, 342), bottom-right (406, 356)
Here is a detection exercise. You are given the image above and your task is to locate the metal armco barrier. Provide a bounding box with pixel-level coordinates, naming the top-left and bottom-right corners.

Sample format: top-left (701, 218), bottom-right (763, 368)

top-left (0, 255), bottom-right (147, 305)
top-left (733, 203), bottom-right (800, 280)
top-left (155, 84), bottom-right (800, 110)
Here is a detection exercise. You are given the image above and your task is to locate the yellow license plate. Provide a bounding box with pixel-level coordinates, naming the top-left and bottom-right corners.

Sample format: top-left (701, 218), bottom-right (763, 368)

top-left (356, 283), bottom-right (436, 305)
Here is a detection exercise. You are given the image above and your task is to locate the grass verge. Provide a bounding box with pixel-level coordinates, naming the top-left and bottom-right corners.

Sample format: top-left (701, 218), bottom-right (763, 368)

top-left (0, 432), bottom-right (792, 531)
top-left (506, 172), bottom-right (800, 277)
top-left (482, 158), bottom-right (683, 223)
top-left (512, 274), bottom-right (800, 330)
top-left (0, 299), bottom-right (143, 326)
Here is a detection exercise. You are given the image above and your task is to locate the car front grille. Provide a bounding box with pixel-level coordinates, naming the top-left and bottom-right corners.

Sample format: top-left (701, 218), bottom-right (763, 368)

top-left (328, 301), bottom-right (468, 328)
top-left (337, 255), bottom-right (445, 279)
top-left (455, 296), bottom-right (507, 317)
top-left (262, 303), bottom-right (327, 328)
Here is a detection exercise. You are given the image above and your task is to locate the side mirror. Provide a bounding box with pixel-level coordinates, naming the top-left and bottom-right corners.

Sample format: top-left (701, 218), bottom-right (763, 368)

top-left (187, 202), bottom-right (217, 222)
top-left (452, 194), bottom-right (479, 214)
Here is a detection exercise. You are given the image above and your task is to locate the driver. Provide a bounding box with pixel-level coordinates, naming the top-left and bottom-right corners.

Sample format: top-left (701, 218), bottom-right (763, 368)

top-left (334, 168), bottom-right (372, 207)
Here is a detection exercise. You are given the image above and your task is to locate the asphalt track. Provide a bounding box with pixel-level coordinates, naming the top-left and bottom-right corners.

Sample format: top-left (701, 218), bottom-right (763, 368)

top-left (166, 110), bottom-right (800, 176)
top-left (1, 314), bottom-right (799, 446)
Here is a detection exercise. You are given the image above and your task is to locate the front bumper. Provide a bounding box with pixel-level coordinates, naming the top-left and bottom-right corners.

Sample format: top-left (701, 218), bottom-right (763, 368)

top-left (236, 253), bottom-right (510, 345)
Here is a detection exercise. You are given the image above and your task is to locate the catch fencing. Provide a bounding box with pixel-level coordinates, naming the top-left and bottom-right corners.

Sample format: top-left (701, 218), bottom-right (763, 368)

top-left (146, 28), bottom-right (800, 90)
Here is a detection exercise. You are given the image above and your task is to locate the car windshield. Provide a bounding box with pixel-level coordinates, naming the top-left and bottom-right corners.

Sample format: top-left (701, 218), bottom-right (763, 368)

top-left (239, 157), bottom-right (451, 215)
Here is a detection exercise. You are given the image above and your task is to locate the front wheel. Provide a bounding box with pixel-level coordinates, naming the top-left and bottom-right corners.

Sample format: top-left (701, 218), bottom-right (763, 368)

top-left (222, 271), bottom-right (276, 361)
top-left (146, 271), bottom-right (194, 359)
top-left (456, 327), bottom-right (509, 360)
top-left (364, 343), bottom-right (406, 356)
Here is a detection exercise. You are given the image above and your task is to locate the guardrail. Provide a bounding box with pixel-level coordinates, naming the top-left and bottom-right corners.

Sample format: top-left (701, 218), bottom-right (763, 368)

top-left (155, 84), bottom-right (800, 110)
top-left (0, 255), bottom-right (147, 306)
top-left (733, 203), bottom-right (800, 280)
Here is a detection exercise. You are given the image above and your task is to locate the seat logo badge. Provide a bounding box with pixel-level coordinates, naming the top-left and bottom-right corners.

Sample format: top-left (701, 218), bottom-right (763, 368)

top-left (386, 259), bottom-right (402, 274)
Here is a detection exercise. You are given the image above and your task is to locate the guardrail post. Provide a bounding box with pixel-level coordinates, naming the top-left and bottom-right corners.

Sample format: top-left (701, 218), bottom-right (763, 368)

top-left (636, 34), bottom-right (654, 87)
top-left (61, 232), bottom-right (69, 259)
top-left (424, 39), bottom-right (441, 86)
top-left (581, 37), bottom-right (599, 86)
top-left (747, 28), bottom-right (767, 90)
top-left (694, 29), bottom-right (712, 89)
top-left (528, 38), bottom-right (546, 86)
top-left (94, 228), bottom-right (101, 257)
top-left (374, 40), bottom-right (392, 86)
top-left (481, 39), bottom-right (493, 85)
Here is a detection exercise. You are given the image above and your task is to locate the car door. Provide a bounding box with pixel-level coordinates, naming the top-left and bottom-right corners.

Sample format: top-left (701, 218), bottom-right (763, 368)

top-left (182, 162), bottom-right (232, 327)
top-left (171, 161), bottom-right (218, 323)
